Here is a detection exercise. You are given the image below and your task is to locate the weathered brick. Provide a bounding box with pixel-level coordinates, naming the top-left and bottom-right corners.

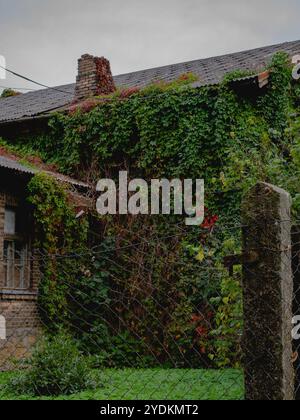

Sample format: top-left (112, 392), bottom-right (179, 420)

top-left (74, 54), bottom-right (116, 100)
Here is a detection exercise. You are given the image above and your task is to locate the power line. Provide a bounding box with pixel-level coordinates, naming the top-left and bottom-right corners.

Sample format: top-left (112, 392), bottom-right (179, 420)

top-left (0, 63), bottom-right (205, 104)
top-left (0, 64), bottom-right (74, 96)
top-left (0, 63), bottom-right (217, 107)
top-left (0, 64), bottom-right (202, 104)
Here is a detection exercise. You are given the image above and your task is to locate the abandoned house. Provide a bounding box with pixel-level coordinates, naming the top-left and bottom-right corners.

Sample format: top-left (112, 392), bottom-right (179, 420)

top-left (0, 39), bottom-right (300, 368)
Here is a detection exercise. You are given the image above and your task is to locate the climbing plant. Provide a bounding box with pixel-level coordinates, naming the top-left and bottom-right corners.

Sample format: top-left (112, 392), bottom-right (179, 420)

top-left (27, 173), bottom-right (89, 325)
top-left (7, 51), bottom-right (300, 367)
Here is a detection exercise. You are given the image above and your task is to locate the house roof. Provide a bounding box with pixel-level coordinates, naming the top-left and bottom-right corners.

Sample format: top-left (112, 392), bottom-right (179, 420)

top-left (1, 39), bottom-right (300, 124)
top-left (0, 155), bottom-right (89, 188)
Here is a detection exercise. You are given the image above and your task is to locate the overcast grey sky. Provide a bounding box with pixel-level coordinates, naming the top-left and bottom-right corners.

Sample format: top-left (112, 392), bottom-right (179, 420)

top-left (0, 0), bottom-right (299, 92)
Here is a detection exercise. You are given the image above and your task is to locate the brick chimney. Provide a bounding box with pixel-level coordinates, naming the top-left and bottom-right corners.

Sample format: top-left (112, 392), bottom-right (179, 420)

top-left (74, 54), bottom-right (116, 100)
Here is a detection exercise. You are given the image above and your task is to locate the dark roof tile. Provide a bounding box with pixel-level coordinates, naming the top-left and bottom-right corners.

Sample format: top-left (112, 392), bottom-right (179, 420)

top-left (0, 156), bottom-right (89, 188)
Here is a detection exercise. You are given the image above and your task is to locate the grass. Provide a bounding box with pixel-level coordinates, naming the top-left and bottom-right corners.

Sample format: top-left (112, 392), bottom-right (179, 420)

top-left (0, 369), bottom-right (244, 400)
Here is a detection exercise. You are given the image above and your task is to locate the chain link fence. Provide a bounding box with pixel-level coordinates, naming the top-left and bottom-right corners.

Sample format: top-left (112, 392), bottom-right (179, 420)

top-left (0, 181), bottom-right (299, 400)
top-left (0, 217), bottom-right (245, 400)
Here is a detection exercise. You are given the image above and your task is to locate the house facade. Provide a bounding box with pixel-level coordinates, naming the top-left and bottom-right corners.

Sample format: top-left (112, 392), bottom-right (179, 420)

top-left (0, 157), bottom-right (88, 370)
top-left (0, 163), bottom-right (40, 369)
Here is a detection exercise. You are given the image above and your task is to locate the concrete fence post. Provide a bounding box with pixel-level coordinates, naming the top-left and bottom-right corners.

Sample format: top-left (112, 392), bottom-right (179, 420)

top-left (292, 226), bottom-right (300, 399)
top-left (242, 182), bottom-right (294, 400)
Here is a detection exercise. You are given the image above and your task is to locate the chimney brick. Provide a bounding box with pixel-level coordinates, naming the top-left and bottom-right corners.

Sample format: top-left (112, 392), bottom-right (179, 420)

top-left (75, 54), bottom-right (116, 100)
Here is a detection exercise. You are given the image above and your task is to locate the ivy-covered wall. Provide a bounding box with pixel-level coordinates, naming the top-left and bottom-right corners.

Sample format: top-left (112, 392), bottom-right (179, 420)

top-left (7, 53), bottom-right (300, 212)
top-left (2, 52), bottom-right (300, 368)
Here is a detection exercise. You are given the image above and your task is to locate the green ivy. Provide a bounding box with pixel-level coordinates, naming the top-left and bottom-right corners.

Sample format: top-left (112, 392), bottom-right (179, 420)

top-left (6, 52), bottom-right (300, 368)
top-left (27, 173), bottom-right (89, 325)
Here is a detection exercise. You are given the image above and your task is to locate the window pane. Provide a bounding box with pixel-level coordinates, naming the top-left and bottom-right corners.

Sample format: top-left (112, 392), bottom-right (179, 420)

top-left (4, 209), bottom-right (16, 235)
top-left (4, 241), bottom-right (14, 288)
top-left (4, 240), bottom-right (30, 289)
top-left (14, 243), bottom-right (29, 289)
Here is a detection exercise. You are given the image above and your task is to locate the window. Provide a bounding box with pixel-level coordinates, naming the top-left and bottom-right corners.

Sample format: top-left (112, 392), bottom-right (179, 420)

top-left (0, 315), bottom-right (5, 340)
top-left (4, 208), bottom-right (16, 235)
top-left (3, 208), bottom-right (31, 290)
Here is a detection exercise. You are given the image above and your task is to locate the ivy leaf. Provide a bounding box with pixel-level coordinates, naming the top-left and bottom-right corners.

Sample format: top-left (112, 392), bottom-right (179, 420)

top-left (195, 246), bottom-right (205, 262)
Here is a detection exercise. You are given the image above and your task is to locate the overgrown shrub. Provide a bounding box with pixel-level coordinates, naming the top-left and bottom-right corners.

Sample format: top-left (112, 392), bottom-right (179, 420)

top-left (6, 332), bottom-right (99, 397)
top-left (93, 331), bottom-right (157, 368)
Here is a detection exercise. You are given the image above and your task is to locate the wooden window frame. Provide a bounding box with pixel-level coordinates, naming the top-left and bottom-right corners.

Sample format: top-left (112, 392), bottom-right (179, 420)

top-left (3, 207), bottom-right (31, 291)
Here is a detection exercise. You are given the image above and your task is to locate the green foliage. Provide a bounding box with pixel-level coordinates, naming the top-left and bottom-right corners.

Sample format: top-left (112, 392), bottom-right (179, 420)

top-left (5, 332), bottom-right (99, 397)
top-left (27, 173), bottom-right (89, 325)
top-left (6, 52), bottom-right (300, 368)
top-left (222, 69), bottom-right (256, 83)
top-left (94, 331), bottom-right (157, 368)
top-left (209, 271), bottom-right (242, 368)
top-left (0, 88), bottom-right (20, 98)
top-left (0, 137), bottom-right (44, 163)
top-left (258, 52), bottom-right (292, 132)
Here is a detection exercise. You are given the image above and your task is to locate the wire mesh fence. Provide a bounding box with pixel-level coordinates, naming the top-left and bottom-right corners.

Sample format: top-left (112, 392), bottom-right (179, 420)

top-left (0, 217), bottom-right (245, 400)
top-left (0, 181), bottom-right (300, 400)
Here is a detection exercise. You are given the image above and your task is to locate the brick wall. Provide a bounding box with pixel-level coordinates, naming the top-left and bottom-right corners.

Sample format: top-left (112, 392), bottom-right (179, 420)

top-left (0, 296), bottom-right (41, 370)
top-left (0, 189), bottom-right (42, 370)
